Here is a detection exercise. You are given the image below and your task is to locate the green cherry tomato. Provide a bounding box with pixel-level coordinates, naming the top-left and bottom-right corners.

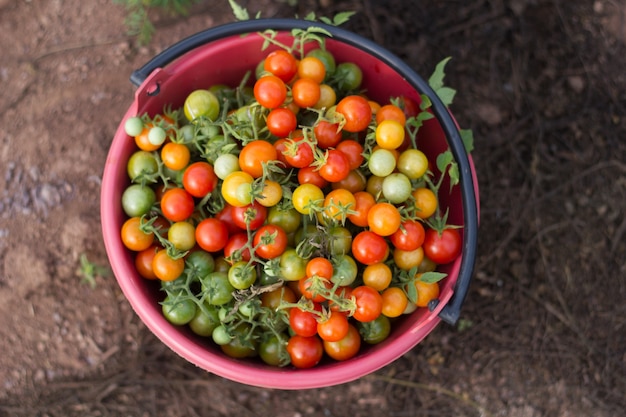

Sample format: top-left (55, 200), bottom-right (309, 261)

top-left (213, 153), bottom-right (240, 180)
top-left (124, 116), bottom-right (144, 137)
top-left (228, 260), bottom-right (257, 290)
top-left (185, 250), bottom-right (215, 280)
top-left (331, 254), bottom-right (358, 286)
top-left (212, 324), bottom-right (232, 345)
top-left (168, 221), bottom-right (196, 251)
top-left (161, 296), bottom-right (197, 326)
top-left (357, 314), bottom-right (391, 344)
top-left (279, 248), bottom-right (307, 281)
top-left (220, 323), bottom-right (258, 359)
top-left (121, 184), bottom-right (155, 217)
top-left (189, 303), bottom-right (220, 337)
top-left (127, 150), bottom-right (159, 182)
top-left (397, 149), bottom-right (429, 180)
top-left (327, 226), bottom-right (353, 256)
top-left (267, 205), bottom-right (302, 234)
top-left (184, 89), bottom-right (220, 122)
top-left (200, 271), bottom-right (235, 305)
top-left (259, 334), bottom-right (290, 367)
top-left (382, 173), bottom-right (412, 204)
top-left (368, 148), bottom-right (396, 177)
top-left (334, 62), bottom-right (363, 91)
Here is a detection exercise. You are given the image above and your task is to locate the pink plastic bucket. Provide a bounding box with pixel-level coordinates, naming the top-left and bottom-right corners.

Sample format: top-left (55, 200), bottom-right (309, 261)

top-left (101, 19), bottom-right (479, 389)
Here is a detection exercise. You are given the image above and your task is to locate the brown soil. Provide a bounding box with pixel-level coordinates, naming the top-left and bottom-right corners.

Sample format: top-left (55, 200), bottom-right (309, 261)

top-left (1, 0), bottom-right (625, 416)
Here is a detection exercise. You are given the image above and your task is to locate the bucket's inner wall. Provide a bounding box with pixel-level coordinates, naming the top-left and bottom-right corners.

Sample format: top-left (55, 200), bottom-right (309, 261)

top-left (104, 31), bottom-right (464, 381)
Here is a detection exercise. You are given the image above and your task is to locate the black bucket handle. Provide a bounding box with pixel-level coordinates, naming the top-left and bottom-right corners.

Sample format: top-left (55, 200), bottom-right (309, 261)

top-left (130, 18), bottom-right (478, 326)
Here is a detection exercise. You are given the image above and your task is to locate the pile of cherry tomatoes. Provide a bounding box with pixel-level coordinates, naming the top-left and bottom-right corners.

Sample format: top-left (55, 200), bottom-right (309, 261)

top-left (119, 44), bottom-right (462, 368)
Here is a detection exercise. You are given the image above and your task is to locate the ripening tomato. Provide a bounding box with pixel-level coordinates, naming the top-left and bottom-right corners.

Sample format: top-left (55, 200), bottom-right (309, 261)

top-left (351, 230), bottom-right (389, 266)
top-left (161, 142), bottom-right (190, 171)
top-left (335, 95), bottom-right (372, 133)
top-left (134, 124), bottom-right (162, 152)
top-left (362, 262), bottom-right (392, 291)
top-left (317, 311), bottom-right (350, 342)
top-left (390, 220), bottom-right (426, 251)
top-left (298, 56), bottom-right (326, 83)
top-left (319, 149), bottom-right (350, 183)
top-left (121, 216), bottom-right (154, 252)
top-left (134, 245), bottom-right (159, 280)
top-left (254, 75), bottom-right (287, 109)
top-left (376, 104), bottom-right (407, 125)
top-left (256, 179), bottom-right (283, 207)
top-left (351, 285), bottom-right (383, 322)
top-left (239, 140), bottom-right (278, 178)
top-left (322, 188), bottom-right (356, 224)
top-left (313, 120), bottom-right (342, 149)
top-left (152, 249), bottom-right (185, 282)
top-left (413, 278), bottom-right (440, 308)
top-left (292, 183), bottom-right (324, 215)
top-left (323, 323), bottom-right (361, 361)
top-left (331, 169), bottom-right (366, 194)
top-left (289, 306), bottom-right (320, 337)
top-left (168, 221), bottom-right (196, 251)
top-left (232, 202), bottom-right (267, 231)
top-left (221, 171), bottom-right (254, 207)
top-left (393, 246), bottom-right (425, 271)
top-left (223, 232), bottom-right (251, 262)
top-left (367, 202), bottom-right (401, 236)
top-left (335, 139), bottom-right (364, 171)
top-left (195, 218), bottom-right (229, 253)
top-left (292, 78), bottom-right (321, 108)
top-left (286, 334), bottom-right (324, 369)
top-left (314, 84), bottom-right (337, 109)
top-left (160, 187), bottom-right (195, 222)
top-left (412, 187), bottom-right (438, 219)
top-left (381, 287), bottom-right (409, 318)
top-left (282, 137), bottom-right (315, 168)
top-left (423, 228), bottom-right (462, 265)
top-left (263, 49), bottom-right (298, 82)
top-left (183, 161), bottom-right (218, 198)
top-left (266, 107), bottom-right (297, 138)
top-left (261, 285), bottom-right (297, 310)
top-left (253, 224), bottom-right (288, 259)
top-left (297, 166), bottom-right (329, 189)
top-left (375, 119), bottom-right (405, 150)
top-left (347, 190), bottom-right (375, 227)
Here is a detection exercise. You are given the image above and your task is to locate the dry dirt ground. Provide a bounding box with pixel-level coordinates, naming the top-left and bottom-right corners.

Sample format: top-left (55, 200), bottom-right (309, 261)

top-left (1, 0), bottom-right (625, 416)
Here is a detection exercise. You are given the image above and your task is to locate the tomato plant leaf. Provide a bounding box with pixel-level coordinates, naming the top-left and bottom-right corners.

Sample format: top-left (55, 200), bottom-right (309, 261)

top-left (406, 282), bottom-right (418, 304)
top-left (428, 57), bottom-right (452, 91)
top-left (419, 271), bottom-right (448, 284)
top-left (228, 0), bottom-right (249, 21)
top-left (333, 11), bottom-right (356, 26)
top-left (460, 128), bottom-right (475, 153)
top-left (436, 150), bottom-right (454, 174)
top-left (436, 86), bottom-right (457, 107)
top-left (428, 57), bottom-right (456, 107)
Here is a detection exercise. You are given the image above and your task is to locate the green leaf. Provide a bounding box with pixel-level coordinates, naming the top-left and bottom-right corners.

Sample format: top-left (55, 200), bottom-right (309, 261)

top-left (436, 150), bottom-right (454, 174)
top-left (460, 128), bottom-right (474, 153)
top-left (419, 271), bottom-right (448, 284)
top-left (428, 57), bottom-right (452, 91)
top-left (304, 12), bottom-right (317, 21)
top-left (333, 11), bottom-right (356, 26)
top-left (448, 161), bottom-right (460, 188)
top-left (229, 0), bottom-right (249, 21)
top-left (436, 86), bottom-right (456, 107)
top-left (406, 282), bottom-right (418, 305)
